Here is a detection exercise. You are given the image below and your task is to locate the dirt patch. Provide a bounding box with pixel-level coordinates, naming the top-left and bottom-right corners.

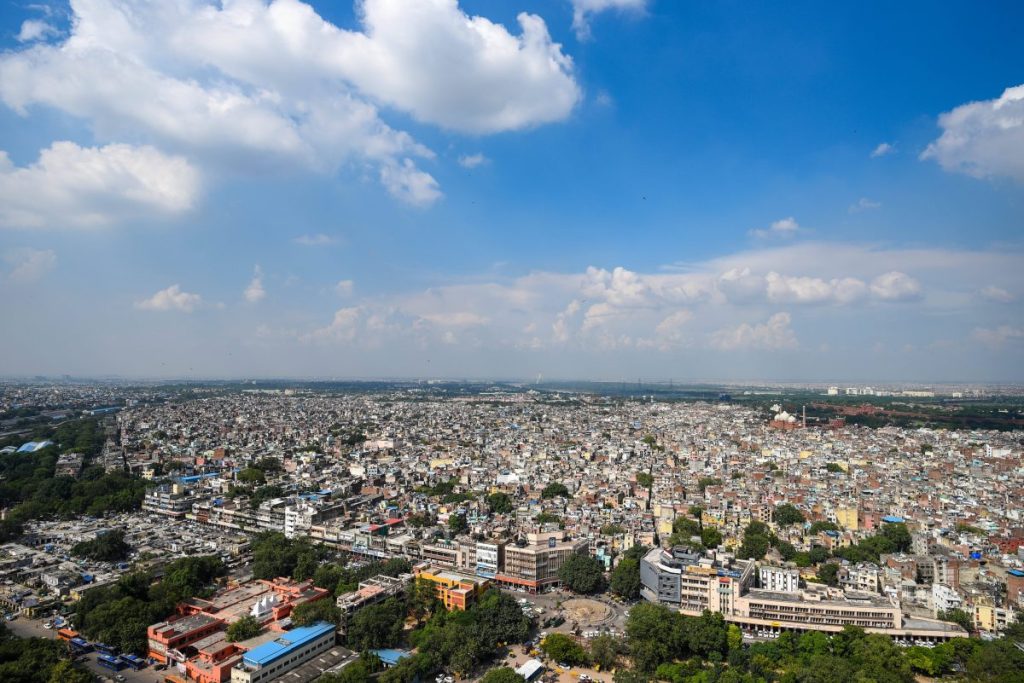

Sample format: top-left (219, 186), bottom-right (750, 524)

top-left (560, 598), bottom-right (613, 626)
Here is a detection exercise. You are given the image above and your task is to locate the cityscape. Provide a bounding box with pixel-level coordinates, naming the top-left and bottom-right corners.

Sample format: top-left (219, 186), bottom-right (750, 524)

top-left (1, 1), bottom-right (1023, 683)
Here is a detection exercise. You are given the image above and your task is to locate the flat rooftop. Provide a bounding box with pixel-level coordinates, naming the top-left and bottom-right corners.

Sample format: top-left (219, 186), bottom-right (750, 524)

top-left (242, 622), bottom-right (335, 668)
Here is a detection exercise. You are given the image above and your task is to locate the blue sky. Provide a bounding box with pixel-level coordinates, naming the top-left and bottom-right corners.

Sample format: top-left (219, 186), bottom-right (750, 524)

top-left (0, 0), bottom-right (1021, 381)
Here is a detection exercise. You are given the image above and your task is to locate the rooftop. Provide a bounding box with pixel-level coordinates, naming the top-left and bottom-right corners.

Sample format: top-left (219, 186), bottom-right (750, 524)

top-left (242, 622), bottom-right (335, 668)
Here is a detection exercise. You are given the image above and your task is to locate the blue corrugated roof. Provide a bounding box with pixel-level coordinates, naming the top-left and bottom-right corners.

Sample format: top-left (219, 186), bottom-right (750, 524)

top-left (372, 649), bottom-right (411, 666)
top-left (1008, 569), bottom-right (1024, 577)
top-left (242, 622), bottom-right (334, 668)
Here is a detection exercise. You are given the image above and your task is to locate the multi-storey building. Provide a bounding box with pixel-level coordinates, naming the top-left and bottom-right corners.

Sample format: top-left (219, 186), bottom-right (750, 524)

top-left (229, 622), bottom-right (336, 683)
top-left (143, 484), bottom-right (199, 518)
top-left (497, 530), bottom-right (589, 593)
top-left (413, 563), bottom-right (490, 610)
top-left (759, 565), bottom-right (800, 593)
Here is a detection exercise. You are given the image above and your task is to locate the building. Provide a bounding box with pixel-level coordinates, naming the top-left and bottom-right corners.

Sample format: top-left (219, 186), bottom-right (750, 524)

top-left (759, 566), bottom-right (800, 593)
top-left (413, 564), bottom-right (490, 610)
top-left (55, 452), bottom-right (84, 478)
top-left (496, 530), bottom-right (589, 593)
top-left (336, 575), bottom-right (409, 624)
top-left (143, 484), bottom-right (198, 518)
top-left (148, 613), bottom-right (225, 665)
top-left (229, 622), bottom-right (336, 683)
top-left (475, 540), bottom-right (505, 579)
top-left (639, 547), bottom-right (965, 644)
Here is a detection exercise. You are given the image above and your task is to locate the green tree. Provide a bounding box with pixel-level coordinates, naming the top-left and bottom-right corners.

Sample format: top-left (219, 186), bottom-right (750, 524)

top-left (727, 624), bottom-right (743, 652)
top-left (448, 512), bottom-right (469, 533)
top-left (541, 633), bottom-right (588, 665)
top-left (347, 597), bottom-right (406, 650)
top-left (226, 615), bottom-right (262, 642)
top-left (817, 562), bottom-right (840, 586)
top-left (481, 667), bottom-right (526, 683)
top-left (71, 528), bottom-right (131, 562)
top-left (291, 598), bottom-right (342, 627)
top-left (589, 634), bottom-right (624, 671)
top-left (773, 503), bottom-right (805, 526)
top-left (542, 482), bottom-right (570, 499)
top-left (486, 492), bottom-right (514, 514)
top-left (609, 557), bottom-right (641, 599)
top-left (700, 526), bottom-right (723, 549)
top-left (636, 472), bottom-right (654, 488)
top-left (669, 517), bottom-right (702, 547)
top-left (558, 553), bottom-right (606, 594)
top-left (237, 467), bottom-right (266, 484)
top-left (938, 608), bottom-right (973, 633)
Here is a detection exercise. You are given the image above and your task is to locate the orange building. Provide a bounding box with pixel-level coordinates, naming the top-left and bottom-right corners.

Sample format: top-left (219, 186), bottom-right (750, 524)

top-left (413, 564), bottom-right (490, 611)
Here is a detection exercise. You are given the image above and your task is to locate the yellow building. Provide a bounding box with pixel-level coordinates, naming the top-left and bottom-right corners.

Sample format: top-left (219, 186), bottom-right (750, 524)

top-left (836, 506), bottom-right (859, 530)
top-left (413, 564), bottom-right (489, 611)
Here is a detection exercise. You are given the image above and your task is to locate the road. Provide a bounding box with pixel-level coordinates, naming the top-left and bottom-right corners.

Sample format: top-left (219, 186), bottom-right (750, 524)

top-left (5, 615), bottom-right (166, 683)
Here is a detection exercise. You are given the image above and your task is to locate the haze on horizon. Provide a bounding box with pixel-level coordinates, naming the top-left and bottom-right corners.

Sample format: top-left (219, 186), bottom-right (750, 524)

top-left (0, 1), bottom-right (1021, 382)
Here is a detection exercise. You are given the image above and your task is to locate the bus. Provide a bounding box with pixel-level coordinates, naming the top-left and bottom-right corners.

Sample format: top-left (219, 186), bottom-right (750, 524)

top-left (94, 642), bottom-right (117, 656)
top-left (119, 653), bottom-right (146, 670)
top-left (97, 654), bottom-right (124, 671)
top-left (57, 627), bottom-right (79, 642)
top-left (69, 637), bottom-right (93, 653)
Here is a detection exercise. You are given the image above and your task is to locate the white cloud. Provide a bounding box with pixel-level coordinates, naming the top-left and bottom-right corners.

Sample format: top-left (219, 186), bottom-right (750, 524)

top-left (870, 142), bottom-right (894, 158)
top-left (570, 0), bottom-right (648, 40)
top-left (869, 271), bottom-right (921, 301)
top-left (293, 233), bottom-right (338, 246)
top-left (980, 285), bottom-right (1014, 303)
top-left (135, 284), bottom-right (202, 312)
top-left (0, 0), bottom-right (582, 202)
top-left (710, 312), bottom-right (798, 351)
top-left (972, 325), bottom-right (1024, 348)
top-left (750, 216), bottom-right (800, 239)
top-left (16, 20), bottom-right (57, 42)
top-left (380, 159), bottom-right (443, 206)
top-left (4, 248), bottom-right (56, 283)
top-left (922, 84), bottom-right (1024, 183)
top-left (335, 279), bottom-right (355, 297)
top-left (849, 197), bottom-right (881, 213)
top-left (305, 306), bottom-right (363, 342)
top-left (0, 142), bottom-right (199, 229)
top-left (244, 266), bottom-right (266, 303)
top-left (765, 272), bottom-right (868, 305)
top-left (458, 153), bottom-right (488, 169)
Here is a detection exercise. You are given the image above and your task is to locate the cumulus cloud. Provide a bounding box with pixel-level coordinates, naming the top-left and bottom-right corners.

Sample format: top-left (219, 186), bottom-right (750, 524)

top-left (335, 279), bottom-right (355, 297)
top-left (980, 285), bottom-right (1014, 303)
top-left (765, 272), bottom-right (868, 305)
top-left (458, 153), bottom-right (488, 169)
top-left (922, 84), bottom-right (1024, 183)
top-left (750, 216), bottom-right (800, 239)
top-left (305, 306), bottom-right (363, 342)
top-left (136, 284), bottom-right (202, 312)
top-left (380, 158), bottom-right (443, 206)
top-left (570, 0), bottom-right (648, 40)
top-left (972, 325), bottom-right (1024, 348)
top-left (244, 266), bottom-right (266, 303)
top-left (16, 20), bottom-right (58, 42)
top-left (871, 142), bottom-right (894, 158)
top-left (0, 142), bottom-right (199, 229)
top-left (0, 0), bottom-right (582, 203)
top-left (869, 271), bottom-right (921, 301)
top-left (4, 248), bottom-right (56, 283)
top-left (710, 312), bottom-right (798, 351)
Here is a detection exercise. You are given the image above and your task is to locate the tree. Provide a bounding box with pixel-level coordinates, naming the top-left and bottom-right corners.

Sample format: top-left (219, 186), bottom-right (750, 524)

top-left (291, 598), bottom-right (341, 627)
top-left (237, 467), bottom-right (266, 484)
top-left (347, 597), bottom-right (406, 650)
top-left (880, 522), bottom-right (912, 552)
top-left (71, 528), bottom-right (131, 562)
top-left (610, 557), bottom-right (641, 599)
top-left (669, 517), bottom-right (702, 547)
top-left (938, 608), bottom-right (973, 633)
top-left (486, 492), bottom-right (514, 514)
top-left (589, 634), bottom-right (624, 671)
top-left (558, 554), bottom-right (606, 594)
top-left (448, 512), bottom-right (469, 534)
top-left (737, 533), bottom-right (769, 560)
top-left (226, 615), bottom-right (262, 642)
top-left (727, 624), bottom-right (743, 652)
top-left (625, 602), bottom-right (681, 672)
top-left (481, 668), bottom-right (525, 683)
top-left (809, 521), bottom-right (840, 534)
top-left (321, 651), bottom-right (383, 683)
top-left (542, 482), bottom-right (570, 499)
top-left (697, 477), bottom-right (722, 493)
top-left (700, 526), bottom-right (723, 549)
top-left (817, 563), bottom-right (840, 587)
top-left (541, 633), bottom-right (588, 665)
top-left (636, 472), bottom-right (654, 488)
top-left (773, 504), bottom-right (805, 526)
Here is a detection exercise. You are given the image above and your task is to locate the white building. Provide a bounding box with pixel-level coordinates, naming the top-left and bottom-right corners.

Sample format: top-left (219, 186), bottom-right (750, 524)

top-left (759, 566), bottom-right (800, 593)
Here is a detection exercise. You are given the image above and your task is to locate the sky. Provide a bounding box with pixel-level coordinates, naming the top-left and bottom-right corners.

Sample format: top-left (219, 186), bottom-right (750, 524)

top-left (0, 0), bottom-right (1022, 383)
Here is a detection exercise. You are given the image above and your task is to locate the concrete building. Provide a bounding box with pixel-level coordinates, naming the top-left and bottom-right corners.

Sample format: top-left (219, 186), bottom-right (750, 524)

top-left (759, 565), bottom-right (800, 593)
top-left (413, 564), bottom-right (490, 610)
top-left (496, 530), bottom-right (589, 593)
top-left (229, 622), bottom-right (336, 683)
